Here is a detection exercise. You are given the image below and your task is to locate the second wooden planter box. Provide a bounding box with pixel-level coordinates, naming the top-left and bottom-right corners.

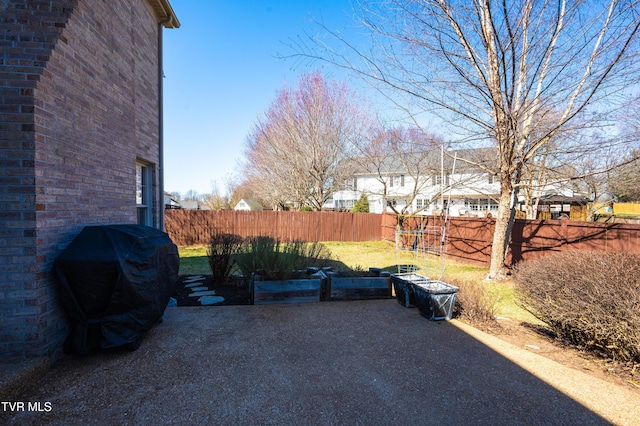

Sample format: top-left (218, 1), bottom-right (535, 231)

top-left (251, 276), bottom-right (324, 305)
top-left (328, 275), bottom-right (392, 301)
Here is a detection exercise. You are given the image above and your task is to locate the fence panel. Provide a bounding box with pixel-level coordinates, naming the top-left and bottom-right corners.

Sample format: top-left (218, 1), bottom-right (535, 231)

top-left (165, 211), bottom-right (640, 267)
top-left (165, 210), bottom-right (383, 246)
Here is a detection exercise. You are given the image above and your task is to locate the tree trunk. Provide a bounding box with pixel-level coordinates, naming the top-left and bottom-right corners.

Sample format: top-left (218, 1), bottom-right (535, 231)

top-left (489, 180), bottom-right (514, 279)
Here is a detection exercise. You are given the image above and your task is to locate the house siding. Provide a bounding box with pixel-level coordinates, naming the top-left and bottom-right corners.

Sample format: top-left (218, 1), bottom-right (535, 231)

top-left (1, 0), bottom-right (163, 358)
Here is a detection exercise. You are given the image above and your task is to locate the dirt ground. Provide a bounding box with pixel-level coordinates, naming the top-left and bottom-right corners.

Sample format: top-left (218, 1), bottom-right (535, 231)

top-left (172, 274), bottom-right (640, 394)
top-left (475, 316), bottom-right (640, 393)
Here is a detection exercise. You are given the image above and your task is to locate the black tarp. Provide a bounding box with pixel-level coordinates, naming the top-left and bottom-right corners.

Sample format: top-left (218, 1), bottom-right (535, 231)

top-left (54, 225), bottom-right (179, 354)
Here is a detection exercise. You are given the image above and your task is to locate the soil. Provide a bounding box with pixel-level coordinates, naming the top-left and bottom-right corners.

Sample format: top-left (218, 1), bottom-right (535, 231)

top-left (171, 274), bottom-right (640, 393)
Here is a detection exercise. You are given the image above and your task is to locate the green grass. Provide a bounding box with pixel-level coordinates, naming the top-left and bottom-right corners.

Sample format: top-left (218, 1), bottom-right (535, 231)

top-left (177, 245), bottom-right (209, 275)
top-left (177, 240), bottom-right (537, 323)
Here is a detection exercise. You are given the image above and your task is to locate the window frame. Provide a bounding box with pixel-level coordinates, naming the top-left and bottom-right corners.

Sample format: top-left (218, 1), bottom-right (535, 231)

top-left (136, 161), bottom-right (153, 226)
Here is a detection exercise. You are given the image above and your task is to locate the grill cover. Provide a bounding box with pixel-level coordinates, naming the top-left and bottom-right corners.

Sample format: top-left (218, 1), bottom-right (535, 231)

top-left (54, 225), bottom-right (179, 354)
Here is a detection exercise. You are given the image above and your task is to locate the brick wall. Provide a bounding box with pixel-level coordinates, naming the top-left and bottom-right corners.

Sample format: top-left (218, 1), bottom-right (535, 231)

top-left (1, 0), bottom-right (163, 359)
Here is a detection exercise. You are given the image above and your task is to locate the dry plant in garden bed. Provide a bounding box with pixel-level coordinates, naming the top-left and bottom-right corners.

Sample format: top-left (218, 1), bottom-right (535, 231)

top-left (234, 236), bottom-right (334, 281)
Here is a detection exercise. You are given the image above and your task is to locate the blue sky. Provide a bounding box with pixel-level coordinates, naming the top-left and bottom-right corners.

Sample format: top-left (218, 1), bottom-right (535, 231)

top-left (162, 1), bottom-right (360, 196)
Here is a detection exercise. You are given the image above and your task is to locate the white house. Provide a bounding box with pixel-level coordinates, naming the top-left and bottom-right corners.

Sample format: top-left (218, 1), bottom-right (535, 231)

top-left (234, 199), bottom-right (264, 211)
top-left (326, 148), bottom-right (574, 217)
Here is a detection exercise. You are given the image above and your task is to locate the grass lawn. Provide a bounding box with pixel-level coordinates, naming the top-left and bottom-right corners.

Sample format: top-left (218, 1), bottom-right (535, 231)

top-left (177, 240), bottom-right (537, 323)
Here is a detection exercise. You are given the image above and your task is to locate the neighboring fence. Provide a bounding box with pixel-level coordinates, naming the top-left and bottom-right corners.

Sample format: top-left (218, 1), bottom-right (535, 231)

top-left (166, 210), bottom-right (640, 267)
top-left (382, 214), bottom-right (640, 266)
top-left (165, 210), bottom-right (383, 246)
top-left (613, 202), bottom-right (640, 215)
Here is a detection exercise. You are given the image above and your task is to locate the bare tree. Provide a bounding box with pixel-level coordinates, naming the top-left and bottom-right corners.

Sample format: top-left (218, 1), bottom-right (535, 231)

top-left (608, 148), bottom-right (640, 202)
top-left (183, 189), bottom-right (201, 202)
top-left (608, 94), bottom-right (640, 202)
top-left (201, 180), bottom-right (228, 210)
top-left (294, 0), bottom-right (640, 278)
top-left (229, 176), bottom-right (273, 210)
top-left (352, 126), bottom-right (442, 214)
top-left (244, 71), bottom-right (371, 211)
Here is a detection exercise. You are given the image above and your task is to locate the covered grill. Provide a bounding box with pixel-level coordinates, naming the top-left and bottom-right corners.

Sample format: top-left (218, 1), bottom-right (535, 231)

top-left (54, 225), bottom-right (179, 354)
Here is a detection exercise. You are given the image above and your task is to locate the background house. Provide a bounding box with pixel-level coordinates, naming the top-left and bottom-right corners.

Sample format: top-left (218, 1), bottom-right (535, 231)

top-left (327, 148), bottom-right (575, 217)
top-left (180, 200), bottom-right (212, 210)
top-left (0, 0), bottom-right (179, 360)
top-left (234, 199), bottom-right (264, 211)
top-left (164, 192), bottom-right (181, 209)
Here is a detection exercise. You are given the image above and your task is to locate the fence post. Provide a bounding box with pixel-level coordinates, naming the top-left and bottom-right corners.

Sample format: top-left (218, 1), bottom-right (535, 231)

top-left (560, 216), bottom-right (569, 251)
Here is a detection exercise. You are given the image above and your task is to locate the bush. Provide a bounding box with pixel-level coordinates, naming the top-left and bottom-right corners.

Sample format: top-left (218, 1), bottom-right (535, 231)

top-left (235, 236), bottom-right (334, 281)
top-left (207, 233), bottom-right (244, 285)
top-left (513, 251), bottom-right (640, 362)
top-left (351, 194), bottom-right (370, 213)
top-left (452, 279), bottom-right (497, 324)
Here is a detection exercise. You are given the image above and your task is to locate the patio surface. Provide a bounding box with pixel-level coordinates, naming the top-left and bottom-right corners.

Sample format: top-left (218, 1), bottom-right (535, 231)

top-left (4, 300), bottom-right (640, 425)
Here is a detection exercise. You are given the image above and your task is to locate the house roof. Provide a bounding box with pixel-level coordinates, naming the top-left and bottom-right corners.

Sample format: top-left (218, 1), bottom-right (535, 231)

top-left (147, 0), bottom-right (181, 28)
top-left (535, 194), bottom-right (591, 205)
top-left (348, 147), bottom-right (498, 177)
top-left (236, 199), bottom-right (264, 210)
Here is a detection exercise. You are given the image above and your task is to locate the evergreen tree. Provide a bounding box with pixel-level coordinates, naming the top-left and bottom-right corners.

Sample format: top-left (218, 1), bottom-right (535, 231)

top-left (351, 193), bottom-right (369, 213)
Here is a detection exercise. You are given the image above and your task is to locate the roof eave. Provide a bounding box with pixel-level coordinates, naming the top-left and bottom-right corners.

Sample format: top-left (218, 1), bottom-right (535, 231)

top-left (147, 0), bottom-right (181, 28)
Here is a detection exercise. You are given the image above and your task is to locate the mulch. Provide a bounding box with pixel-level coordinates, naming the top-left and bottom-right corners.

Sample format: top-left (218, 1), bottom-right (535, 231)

top-left (171, 275), bottom-right (250, 306)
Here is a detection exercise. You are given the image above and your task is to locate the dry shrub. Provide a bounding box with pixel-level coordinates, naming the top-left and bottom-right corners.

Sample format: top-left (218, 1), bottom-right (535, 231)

top-left (513, 251), bottom-right (640, 362)
top-left (452, 278), bottom-right (498, 325)
top-left (235, 236), bottom-right (333, 281)
top-left (207, 233), bottom-right (244, 285)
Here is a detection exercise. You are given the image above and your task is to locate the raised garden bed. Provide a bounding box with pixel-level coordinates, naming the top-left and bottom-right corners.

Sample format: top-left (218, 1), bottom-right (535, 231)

top-left (390, 273), bottom-right (459, 321)
top-left (327, 270), bottom-right (392, 301)
top-left (251, 275), bottom-right (324, 305)
top-left (250, 268), bottom-right (392, 305)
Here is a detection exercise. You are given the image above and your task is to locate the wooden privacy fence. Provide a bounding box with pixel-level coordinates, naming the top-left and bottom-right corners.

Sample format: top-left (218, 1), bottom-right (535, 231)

top-left (166, 210), bottom-right (640, 267)
top-left (165, 210), bottom-right (383, 246)
top-left (382, 214), bottom-right (640, 266)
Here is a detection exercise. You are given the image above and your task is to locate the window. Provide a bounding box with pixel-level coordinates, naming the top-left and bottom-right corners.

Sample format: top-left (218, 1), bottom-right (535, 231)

top-left (389, 175), bottom-right (405, 188)
top-left (465, 198), bottom-right (499, 211)
top-left (488, 174), bottom-right (496, 184)
top-left (336, 199), bottom-right (355, 209)
top-left (345, 177), bottom-right (357, 190)
top-left (432, 175), bottom-right (450, 186)
top-left (136, 162), bottom-right (153, 226)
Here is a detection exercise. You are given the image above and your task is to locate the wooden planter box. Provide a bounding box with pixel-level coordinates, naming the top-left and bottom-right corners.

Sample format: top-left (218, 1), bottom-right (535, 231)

top-left (251, 274), bottom-right (325, 305)
top-left (328, 275), bottom-right (393, 301)
top-left (249, 268), bottom-right (394, 304)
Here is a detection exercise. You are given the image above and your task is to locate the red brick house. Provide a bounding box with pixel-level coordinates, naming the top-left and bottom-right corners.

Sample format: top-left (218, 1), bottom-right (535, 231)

top-left (0, 0), bottom-right (179, 360)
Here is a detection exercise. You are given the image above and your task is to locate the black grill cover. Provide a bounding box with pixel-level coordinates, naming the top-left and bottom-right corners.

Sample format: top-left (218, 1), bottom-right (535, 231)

top-left (54, 225), bottom-right (179, 354)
